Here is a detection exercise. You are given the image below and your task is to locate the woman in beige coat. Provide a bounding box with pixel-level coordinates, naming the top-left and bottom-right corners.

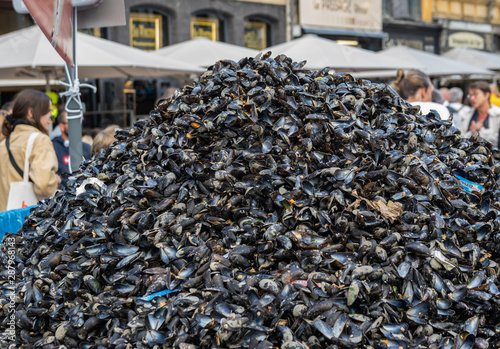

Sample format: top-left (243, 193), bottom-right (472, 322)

top-left (0, 90), bottom-right (59, 211)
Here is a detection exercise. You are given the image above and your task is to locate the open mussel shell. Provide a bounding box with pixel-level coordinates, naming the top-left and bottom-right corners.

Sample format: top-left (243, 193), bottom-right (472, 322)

top-left (467, 273), bottom-right (485, 290)
top-left (380, 323), bottom-right (409, 340)
top-left (312, 319), bottom-right (334, 340)
top-left (407, 302), bottom-right (429, 324)
top-left (397, 261), bottom-right (412, 279)
top-left (376, 339), bottom-right (409, 349)
top-left (449, 286), bottom-right (468, 302)
top-left (405, 242), bottom-right (431, 256)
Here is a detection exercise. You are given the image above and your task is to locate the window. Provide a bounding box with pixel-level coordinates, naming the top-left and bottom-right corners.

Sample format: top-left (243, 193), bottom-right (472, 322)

top-left (383, 0), bottom-right (420, 21)
top-left (382, 0), bottom-right (392, 17)
top-left (129, 6), bottom-right (170, 51)
top-left (244, 19), bottom-right (271, 50)
top-left (191, 16), bottom-right (219, 41)
top-left (191, 12), bottom-right (226, 42)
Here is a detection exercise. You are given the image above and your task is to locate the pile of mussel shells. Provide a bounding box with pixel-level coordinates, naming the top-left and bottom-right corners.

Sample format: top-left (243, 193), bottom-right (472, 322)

top-left (1, 52), bottom-right (500, 349)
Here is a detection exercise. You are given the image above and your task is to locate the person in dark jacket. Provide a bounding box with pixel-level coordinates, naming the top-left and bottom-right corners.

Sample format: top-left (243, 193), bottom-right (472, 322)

top-left (51, 110), bottom-right (91, 186)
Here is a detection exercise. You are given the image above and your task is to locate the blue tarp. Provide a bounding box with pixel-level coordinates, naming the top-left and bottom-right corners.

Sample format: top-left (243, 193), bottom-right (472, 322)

top-left (0, 206), bottom-right (35, 241)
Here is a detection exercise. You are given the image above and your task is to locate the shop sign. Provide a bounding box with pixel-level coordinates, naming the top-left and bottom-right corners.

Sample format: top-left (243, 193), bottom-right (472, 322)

top-left (384, 32), bottom-right (438, 53)
top-left (130, 13), bottom-right (162, 51)
top-left (299, 0), bottom-right (382, 31)
top-left (244, 21), bottom-right (267, 50)
top-left (191, 17), bottom-right (219, 41)
top-left (388, 38), bottom-right (424, 51)
top-left (448, 31), bottom-right (484, 50)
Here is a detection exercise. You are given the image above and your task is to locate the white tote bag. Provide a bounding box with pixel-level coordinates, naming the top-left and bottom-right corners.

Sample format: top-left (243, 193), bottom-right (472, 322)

top-left (6, 133), bottom-right (39, 211)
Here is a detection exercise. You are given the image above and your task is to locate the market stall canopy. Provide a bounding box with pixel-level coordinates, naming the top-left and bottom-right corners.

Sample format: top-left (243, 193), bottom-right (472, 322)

top-left (376, 46), bottom-right (495, 77)
top-left (442, 47), bottom-right (500, 71)
top-left (263, 34), bottom-right (418, 72)
top-left (0, 26), bottom-right (204, 81)
top-left (0, 78), bottom-right (62, 92)
top-left (152, 37), bottom-right (259, 68)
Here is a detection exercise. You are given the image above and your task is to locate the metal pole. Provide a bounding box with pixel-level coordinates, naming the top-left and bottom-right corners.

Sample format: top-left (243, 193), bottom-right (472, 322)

top-left (286, 0), bottom-right (291, 42)
top-left (44, 71), bottom-right (50, 92)
top-left (66, 5), bottom-right (84, 173)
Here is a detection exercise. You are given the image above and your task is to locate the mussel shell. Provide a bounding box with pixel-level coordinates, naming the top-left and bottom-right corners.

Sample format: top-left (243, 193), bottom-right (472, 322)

top-left (313, 319), bottom-right (334, 340)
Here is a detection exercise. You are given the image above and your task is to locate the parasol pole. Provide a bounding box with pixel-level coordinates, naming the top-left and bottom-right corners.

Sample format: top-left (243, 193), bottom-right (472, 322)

top-left (60, 6), bottom-right (96, 173)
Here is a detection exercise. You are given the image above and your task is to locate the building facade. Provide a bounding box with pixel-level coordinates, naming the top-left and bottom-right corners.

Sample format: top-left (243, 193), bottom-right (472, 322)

top-left (382, 0), bottom-right (441, 53)
top-left (111, 0), bottom-right (287, 119)
top-left (0, 0), bottom-right (289, 124)
top-left (102, 0), bottom-right (287, 51)
top-left (290, 0), bottom-right (386, 51)
top-left (431, 0), bottom-right (500, 53)
top-left (383, 0), bottom-right (500, 54)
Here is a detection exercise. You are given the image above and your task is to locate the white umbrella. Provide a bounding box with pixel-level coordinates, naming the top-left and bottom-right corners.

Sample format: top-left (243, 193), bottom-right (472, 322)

top-left (376, 46), bottom-right (495, 77)
top-left (0, 26), bottom-right (204, 82)
top-left (0, 26), bottom-right (204, 173)
top-left (442, 47), bottom-right (500, 71)
top-left (152, 36), bottom-right (259, 68)
top-left (263, 34), bottom-right (417, 71)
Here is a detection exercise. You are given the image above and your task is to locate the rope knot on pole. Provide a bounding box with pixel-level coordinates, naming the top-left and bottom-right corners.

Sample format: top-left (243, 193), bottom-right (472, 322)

top-left (58, 77), bottom-right (96, 120)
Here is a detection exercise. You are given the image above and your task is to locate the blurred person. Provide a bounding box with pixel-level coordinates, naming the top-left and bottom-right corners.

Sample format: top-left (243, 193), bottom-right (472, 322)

top-left (50, 108), bottom-right (64, 140)
top-left (52, 110), bottom-right (91, 187)
top-left (46, 91), bottom-right (61, 135)
top-left (0, 110), bottom-right (7, 142)
top-left (46, 91), bottom-right (60, 119)
top-left (102, 124), bottom-right (120, 135)
top-left (0, 100), bottom-right (11, 142)
top-left (91, 124), bottom-right (119, 155)
top-left (393, 69), bottom-right (451, 120)
top-left (489, 83), bottom-right (500, 107)
top-left (439, 87), bottom-right (451, 104)
top-left (0, 90), bottom-right (59, 211)
top-left (91, 127), bottom-right (101, 138)
top-left (461, 81), bottom-right (500, 147)
top-left (450, 87), bottom-right (464, 105)
top-left (82, 128), bottom-right (95, 147)
top-left (82, 134), bottom-right (93, 147)
top-left (1, 101), bottom-right (13, 113)
top-left (432, 89), bottom-right (463, 129)
top-left (448, 87), bottom-right (468, 130)
top-left (432, 89), bottom-right (445, 104)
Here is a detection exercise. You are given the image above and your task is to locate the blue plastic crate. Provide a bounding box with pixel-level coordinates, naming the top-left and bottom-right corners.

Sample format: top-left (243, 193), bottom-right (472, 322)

top-left (0, 206), bottom-right (36, 241)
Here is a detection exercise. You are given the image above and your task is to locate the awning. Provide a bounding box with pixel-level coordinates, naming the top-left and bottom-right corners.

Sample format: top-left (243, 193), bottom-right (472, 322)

top-left (264, 35), bottom-right (417, 71)
top-left (376, 45), bottom-right (495, 77)
top-left (301, 25), bottom-right (387, 39)
top-left (152, 37), bottom-right (258, 68)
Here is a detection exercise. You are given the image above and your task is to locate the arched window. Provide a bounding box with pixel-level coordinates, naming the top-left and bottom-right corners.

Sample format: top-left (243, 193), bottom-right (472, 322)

top-left (129, 6), bottom-right (171, 51)
top-left (191, 11), bottom-right (227, 42)
top-left (244, 16), bottom-right (273, 50)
